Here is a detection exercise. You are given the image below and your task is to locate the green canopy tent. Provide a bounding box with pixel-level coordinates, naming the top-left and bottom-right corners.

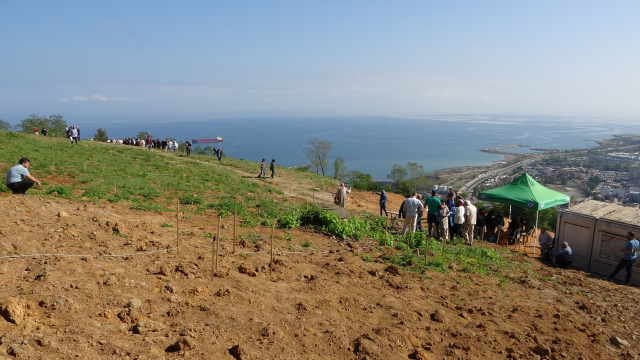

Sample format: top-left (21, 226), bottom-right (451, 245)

top-left (478, 173), bottom-right (570, 253)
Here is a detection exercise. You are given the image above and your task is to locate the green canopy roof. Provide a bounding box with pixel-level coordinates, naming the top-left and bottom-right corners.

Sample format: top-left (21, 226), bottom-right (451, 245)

top-left (478, 173), bottom-right (570, 210)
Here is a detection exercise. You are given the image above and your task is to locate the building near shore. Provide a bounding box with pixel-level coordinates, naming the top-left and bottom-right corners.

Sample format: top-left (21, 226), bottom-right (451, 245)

top-left (555, 200), bottom-right (639, 285)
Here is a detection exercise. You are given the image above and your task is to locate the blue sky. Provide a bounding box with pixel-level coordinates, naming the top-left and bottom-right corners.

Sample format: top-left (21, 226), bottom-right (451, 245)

top-left (1, 1), bottom-right (639, 123)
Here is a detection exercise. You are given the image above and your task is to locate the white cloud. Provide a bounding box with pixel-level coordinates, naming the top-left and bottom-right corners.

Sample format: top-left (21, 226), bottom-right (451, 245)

top-left (92, 94), bottom-right (108, 101)
top-left (110, 97), bottom-right (131, 101)
top-left (73, 95), bottom-right (87, 100)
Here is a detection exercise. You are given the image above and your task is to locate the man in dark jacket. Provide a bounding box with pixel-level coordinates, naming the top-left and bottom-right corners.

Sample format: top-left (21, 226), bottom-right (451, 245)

top-left (374, 190), bottom-right (388, 216)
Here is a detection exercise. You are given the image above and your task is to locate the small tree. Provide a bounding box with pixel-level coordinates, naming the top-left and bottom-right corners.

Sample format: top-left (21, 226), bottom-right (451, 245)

top-left (94, 128), bottom-right (109, 142)
top-left (333, 156), bottom-right (347, 181)
top-left (405, 162), bottom-right (425, 191)
top-left (15, 114), bottom-right (67, 136)
top-left (387, 164), bottom-right (408, 184)
top-left (137, 131), bottom-right (150, 139)
top-left (0, 119), bottom-right (11, 131)
top-left (306, 138), bottom-right (332, 176)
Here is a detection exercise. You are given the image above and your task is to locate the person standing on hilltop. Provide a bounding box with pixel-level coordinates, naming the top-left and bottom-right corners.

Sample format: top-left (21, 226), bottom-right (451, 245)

top-left (400, 192), bottom-right (424, 236)
top-left (217, 147), bottom-right (223, 161)
top-left (41, 127), bottom-right (48, 136)
top-left (453, 199), bottom-right (466, 239)
top-left (257, 159), bottom-right (266, 179)
top-left (70, 126), bottom-right (79, 144)
top-left (174, 140), bottom-right (178, 153)
top-left (334, 183), bottom-right (349, 208)
top-left (426, 190), bottom-right (442, 239)
top-left (438, 203), bottom-right (450, 241)
top-left (6, 157), bottom-right (41, 195)
top-left (269, 159), bottom-right (276, 177)
top-left (373, 189), bottom-right (388, 216)
top-left (608, 231), bottom-right (638, 286)
top-left (33, 127), bottom-right (39, 135)
top-left (464, 200), bottom-right (477, 246)
top-left (146, 135), bottom-right (152, 150)
top-left (185, 141), bottom-right (191, 157)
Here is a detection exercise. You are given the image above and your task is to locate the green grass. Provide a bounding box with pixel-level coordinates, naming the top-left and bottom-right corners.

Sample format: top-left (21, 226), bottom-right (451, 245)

top-left (160, 223), bottom-right (173, 228)
top-left (0, 131), bottom-right (309, 224)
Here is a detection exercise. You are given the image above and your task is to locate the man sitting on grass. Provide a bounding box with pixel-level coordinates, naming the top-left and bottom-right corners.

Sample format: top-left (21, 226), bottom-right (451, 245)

top-left (6, 157), bottom-right (41, 195)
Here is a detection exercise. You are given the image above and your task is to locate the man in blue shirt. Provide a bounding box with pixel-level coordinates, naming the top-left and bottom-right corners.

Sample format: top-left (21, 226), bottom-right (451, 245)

top-left (608, 231), bottom-right (639, 286)
top-left (554, 242), bottom-right (573, 269)
top-left (425, 190), bottom-right (442, 239)
top-left (5, 158), bottom-right (41, 195)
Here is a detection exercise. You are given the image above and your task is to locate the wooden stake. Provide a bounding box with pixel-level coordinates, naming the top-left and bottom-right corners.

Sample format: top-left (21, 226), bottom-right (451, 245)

top-left (211, 235), bottom-right (218, 280)
top-left (215, 233), bottom-right (220, 273)
top-left (176, 199), bottom-right (180, 255)
top-left (233, 208), bottom-right (237, 254)
top-left (217, 215), bottom-right (222, 256)
top-left (313, 191), bottom-right (315, 204)
top-left (270, 225), bottom-right (275, 276)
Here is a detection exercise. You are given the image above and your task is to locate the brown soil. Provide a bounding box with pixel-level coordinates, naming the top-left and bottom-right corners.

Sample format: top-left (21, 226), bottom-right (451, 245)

top-left (1, 165), bottom-right (639, 359)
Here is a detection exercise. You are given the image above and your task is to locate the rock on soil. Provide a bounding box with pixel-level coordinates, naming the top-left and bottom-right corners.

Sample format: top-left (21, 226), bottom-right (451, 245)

top-left (431, 309), bottom-right (448, 324)
top-left (532, 344), bottom-right (551, 357)
top-left (0, 297), bottom-right (27, 324)
top-left (610, 336), bottom-right (630, 347)
top-left (385, 264), bottom-right (401, 275)
top-left (127, 298), bottom-right (142, 308)
top-left (131, 320), bottom-right (166, 334)
top-left (238, 265), bottom-right (257, 277)
top-left (170, 337), bottom-right (197, 351)
top-left (229, 344), bottom-right (248, 360)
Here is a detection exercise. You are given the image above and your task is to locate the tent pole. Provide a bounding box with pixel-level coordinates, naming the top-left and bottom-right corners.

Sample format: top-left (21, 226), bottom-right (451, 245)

top-left (534, 210), bottom-right (539, 255)
top-left (509, 205), bottom-right (512, 221)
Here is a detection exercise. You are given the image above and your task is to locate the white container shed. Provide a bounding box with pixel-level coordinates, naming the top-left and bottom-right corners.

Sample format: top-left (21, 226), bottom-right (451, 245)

top-left (555, 200), bottom-right (640, 285)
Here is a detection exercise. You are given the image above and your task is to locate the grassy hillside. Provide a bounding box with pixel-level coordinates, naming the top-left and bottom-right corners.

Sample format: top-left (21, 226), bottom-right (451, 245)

top-left (0, 131), bottom-right (333, 225)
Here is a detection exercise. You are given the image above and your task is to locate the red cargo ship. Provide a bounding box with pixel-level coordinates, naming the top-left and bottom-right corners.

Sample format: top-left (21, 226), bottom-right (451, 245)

top-left (192, 137), bottom-right (223, 144)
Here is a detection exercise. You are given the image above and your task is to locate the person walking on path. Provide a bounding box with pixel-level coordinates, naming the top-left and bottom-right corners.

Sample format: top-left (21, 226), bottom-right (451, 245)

top-left (269, 159), bottom-right (275, 177)
top-left (257, 159), bottom-right (266, 179)
top-left (217, 147), bottom-right (223, 161)
top-left (608, 231), bottom-right (639, 286)
top-left (185, 141), bottom-right (191, 157)
top-left (452, 199), bottom-right (466, 239)
top-left (464, 200), bottom-right (477, 245)
top-left (6, 158), bottom-right (41, 195)
top-left (426, 190), bottom-right (442, 239)
top-left (373, 190), bottom-right (388, 216)
top-left (401, 192), bottom-right (424, 236)
top-left (334, 183), bottom-right (349, 208)
top-left (438, 203), bottom-right (450, 241)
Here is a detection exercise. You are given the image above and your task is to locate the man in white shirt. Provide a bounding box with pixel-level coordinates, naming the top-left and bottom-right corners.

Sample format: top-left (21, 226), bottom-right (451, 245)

top-left (401, 192), bottom-right (424, 235)
top-left (453, 199), bottom-right (466, 239)
top-left (464, 200), bottom-right (477, 246)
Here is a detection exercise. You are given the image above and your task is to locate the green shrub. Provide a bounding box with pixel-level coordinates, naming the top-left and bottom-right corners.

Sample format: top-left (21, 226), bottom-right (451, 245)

top-left (179, 194), bottom-right (204, 205)
top-left (47, 185), bottom-right (72, 198)
top-left (277, 212), bottom-right (301, 229)
top-left (82, 189), bottom-right (105, 199)
top-left (0, 184), bottom-right (10, 193)
top-left (107, 192), bottom-right (131, 202)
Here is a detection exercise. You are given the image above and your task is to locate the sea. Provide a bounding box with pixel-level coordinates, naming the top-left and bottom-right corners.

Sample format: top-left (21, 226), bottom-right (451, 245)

top-left (89, 115), bottom-right (640, 180)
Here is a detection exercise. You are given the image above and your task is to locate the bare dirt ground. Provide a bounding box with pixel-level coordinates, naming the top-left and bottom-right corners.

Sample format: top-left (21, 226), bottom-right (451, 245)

top-left (1, 193), bottom-right (640, 360)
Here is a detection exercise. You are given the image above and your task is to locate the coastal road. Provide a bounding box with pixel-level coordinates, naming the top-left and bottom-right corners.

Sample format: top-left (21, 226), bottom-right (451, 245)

top-left (459, 155), bottom-right (542, 196)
